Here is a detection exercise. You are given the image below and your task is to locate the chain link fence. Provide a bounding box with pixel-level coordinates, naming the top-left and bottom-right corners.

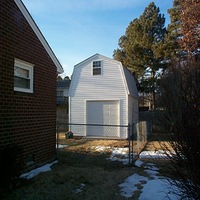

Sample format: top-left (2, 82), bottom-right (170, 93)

top-left (56, 122), bottom-right (149, 165)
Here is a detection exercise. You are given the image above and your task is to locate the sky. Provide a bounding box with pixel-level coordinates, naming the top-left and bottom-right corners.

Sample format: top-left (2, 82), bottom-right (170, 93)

top-left (22, 0), bottom-right (173, 77)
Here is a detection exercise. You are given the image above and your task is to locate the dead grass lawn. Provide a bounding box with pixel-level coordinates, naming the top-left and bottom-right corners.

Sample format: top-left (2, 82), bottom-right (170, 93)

top-left (3, 133), bottom-right (174, 200)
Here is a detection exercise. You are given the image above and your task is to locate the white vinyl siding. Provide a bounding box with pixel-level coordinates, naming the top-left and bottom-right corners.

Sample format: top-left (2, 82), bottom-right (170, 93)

top-left (69, 54), bottom-right (138, 138)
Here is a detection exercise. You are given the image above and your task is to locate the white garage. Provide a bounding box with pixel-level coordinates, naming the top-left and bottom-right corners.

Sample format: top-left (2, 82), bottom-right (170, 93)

top-left (68, 54), bottom-right (139, 139)
top-left (86, 101), bottom-right (119, 137)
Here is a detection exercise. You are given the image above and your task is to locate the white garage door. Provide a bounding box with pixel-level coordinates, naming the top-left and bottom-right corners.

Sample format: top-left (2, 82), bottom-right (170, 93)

top-left (86, 101), bottom-right (119, 137)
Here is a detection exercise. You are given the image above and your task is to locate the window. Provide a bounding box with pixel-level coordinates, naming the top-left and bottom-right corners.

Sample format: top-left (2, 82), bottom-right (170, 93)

top-left (57, 90), bottom-right (63, 96)
top-left (93, 60), bottom-right (102, 75)
top-left (14, 59), bottom-right (34, 93)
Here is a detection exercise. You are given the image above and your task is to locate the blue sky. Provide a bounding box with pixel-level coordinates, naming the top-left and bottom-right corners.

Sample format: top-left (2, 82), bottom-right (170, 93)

top-left (22, 0), bottom-right (173, 77)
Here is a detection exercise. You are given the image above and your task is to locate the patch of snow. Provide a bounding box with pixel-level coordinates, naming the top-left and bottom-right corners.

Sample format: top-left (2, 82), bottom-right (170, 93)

top-left (90, 146), bottom-right (111, 154)
top-left (107, 147), bottom-right (136, 165)
top-left (139, 178), bottom-right (180, 200)
top-left (57, 144), bottom-right (68, 149)
top-left (144, 169), bottom-right (159, 176)
top-left (94, 146), bottom-right (111, 150)
top-left (111, 148), bottom-right (183, 199)
top-left (139, 150), bottom-right (170, 159)
top-left (73, 183), bottom-right (86, 193)
top-left (135, 159), bottom-right (143, 167)
top-left (145, 163), bottom-right (159, 171)
top-left (111, 147), bottom-right (129, 156)
top-left (119, 174), bottom-right (148, 198)
top-left (20, 161), bottom-right (57, 180)
top-left (145, 162), bottom-right (154, 166)
top-left (119, 166), bottom-right (180, 199)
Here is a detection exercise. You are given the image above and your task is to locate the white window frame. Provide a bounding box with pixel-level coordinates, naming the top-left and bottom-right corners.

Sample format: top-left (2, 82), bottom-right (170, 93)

top-left (14, 59), bottom-right (34, 93)
top-left (92, 60), bottom-right (102, 75)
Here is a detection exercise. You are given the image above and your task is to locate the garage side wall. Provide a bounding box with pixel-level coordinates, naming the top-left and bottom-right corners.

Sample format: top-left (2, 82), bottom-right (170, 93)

top-left (128, 96), bottom-right (139, 124)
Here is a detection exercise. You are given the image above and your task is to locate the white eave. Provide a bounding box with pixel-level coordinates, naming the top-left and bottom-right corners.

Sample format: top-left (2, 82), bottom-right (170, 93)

top-left (14, 0), bottom-right (64, 74)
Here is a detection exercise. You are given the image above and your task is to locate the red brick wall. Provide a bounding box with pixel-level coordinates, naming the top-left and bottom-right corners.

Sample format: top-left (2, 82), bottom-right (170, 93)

top-left (0, 0), bottom-right (57, 172)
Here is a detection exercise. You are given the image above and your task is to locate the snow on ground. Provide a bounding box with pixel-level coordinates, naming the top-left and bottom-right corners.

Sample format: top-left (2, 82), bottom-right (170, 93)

top-left (135, 159), bottom-right (143, 167)
top-left (72, 183), bottom-right (86, 194)
top-left (116, 150), bottom-right (182, 199)
top-left (20, 161), bottom-right (57, 180)
top-left (139, 150), bottom-right (172, 159)
top-left (20, 146), bottom-right (182, 199)
top-left (57, 144), bottom-right (68, 149)
top-left (107, 147), bottom-right (132, 165)
top-left (119, 161), bottom-right (181, 200)
top-left (90, 145), bottom-right (112, 153)
top-left (108, 147), bottom-right (181, 199)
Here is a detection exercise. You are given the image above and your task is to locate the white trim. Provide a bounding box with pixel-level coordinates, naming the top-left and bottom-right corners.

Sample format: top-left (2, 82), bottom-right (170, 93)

top-left (14, 0), bottom-right (64, 74)
top-left (68, 96), bottom-right (71, 130)
top-left (92, 60), bottom-right (103, 75)
top-left (14, 58), bottom-right (34, 93)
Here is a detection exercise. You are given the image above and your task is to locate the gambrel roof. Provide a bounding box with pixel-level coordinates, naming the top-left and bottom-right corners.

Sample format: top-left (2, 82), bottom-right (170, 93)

top-left (14, 0), bottom-right (64, 74)
top-left (69, 53), bottom-right (138, 98)
top-left (122, 64), bottom-right (138, 98)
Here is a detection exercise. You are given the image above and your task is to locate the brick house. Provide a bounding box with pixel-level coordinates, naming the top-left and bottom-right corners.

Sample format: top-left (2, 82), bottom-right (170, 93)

top-left (0, 0), bottom-right (63, 173)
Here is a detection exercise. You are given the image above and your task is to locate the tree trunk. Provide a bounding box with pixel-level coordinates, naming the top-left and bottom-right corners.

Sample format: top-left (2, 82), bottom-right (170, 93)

top-left (151, 71), bottom-right (155, 110)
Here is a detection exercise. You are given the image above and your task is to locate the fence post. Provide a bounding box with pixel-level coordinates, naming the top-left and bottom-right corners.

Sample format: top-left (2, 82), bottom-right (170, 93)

top-left (56, 121), bottom-right (59, 159)
top-left (128, 123), bottom-right (131, 166)
top-left (131, 123), bottom-right (134, 165)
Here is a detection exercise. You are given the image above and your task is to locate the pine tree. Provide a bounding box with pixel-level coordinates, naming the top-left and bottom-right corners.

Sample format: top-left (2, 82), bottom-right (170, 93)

top-left (113, 2), bottom-right (166, 109)
top-left (165, 0), bottom-right (182, 59)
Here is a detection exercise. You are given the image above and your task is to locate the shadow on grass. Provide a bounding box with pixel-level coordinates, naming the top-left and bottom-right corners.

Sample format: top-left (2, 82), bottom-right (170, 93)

top-left (57, 149), bottom-right (127, 171)
top-left (58, 137), bottom-right (90, 147)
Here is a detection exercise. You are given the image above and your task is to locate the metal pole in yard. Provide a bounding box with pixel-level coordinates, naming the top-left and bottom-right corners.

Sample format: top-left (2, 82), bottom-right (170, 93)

top-left (132, 123), bottom-right (134, 165)
top-left (56, 121), bottom-right (59, 159)
top-left (128, 123), bottom-right (131, 166)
